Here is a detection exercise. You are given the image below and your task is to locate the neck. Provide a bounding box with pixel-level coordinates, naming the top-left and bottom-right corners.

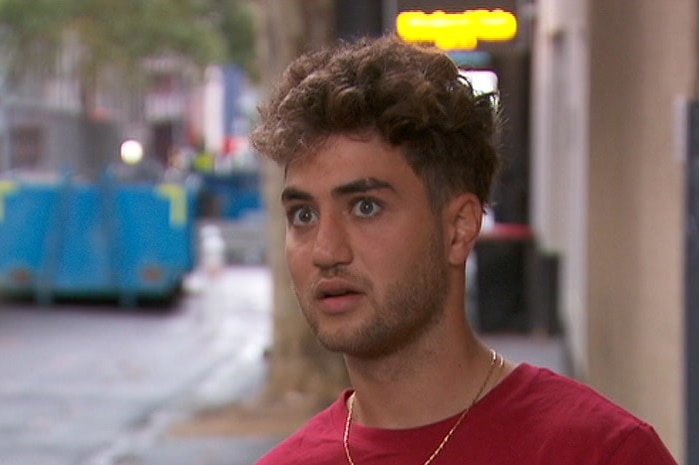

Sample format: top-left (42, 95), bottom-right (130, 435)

top-left (344, 310), bottom-right (494, 429)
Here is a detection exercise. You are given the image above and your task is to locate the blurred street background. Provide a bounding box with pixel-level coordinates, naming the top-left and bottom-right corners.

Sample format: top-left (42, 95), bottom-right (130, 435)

top-left (0, 0), bottom-right (692, 464)
top-left (0, 259), bottom-right (567, 465)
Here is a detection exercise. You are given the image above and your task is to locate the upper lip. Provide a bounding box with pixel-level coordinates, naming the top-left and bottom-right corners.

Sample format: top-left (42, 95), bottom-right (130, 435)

top-left (313, 278), bottom-right (364, 299)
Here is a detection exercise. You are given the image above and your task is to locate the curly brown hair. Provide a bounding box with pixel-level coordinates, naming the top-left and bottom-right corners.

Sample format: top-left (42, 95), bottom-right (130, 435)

top-left (250, 34), bottom-right (501, 211)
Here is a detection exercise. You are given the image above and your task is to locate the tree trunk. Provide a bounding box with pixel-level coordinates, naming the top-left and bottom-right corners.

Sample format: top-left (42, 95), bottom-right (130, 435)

top-left (254, 0), bottom-right (350, 411)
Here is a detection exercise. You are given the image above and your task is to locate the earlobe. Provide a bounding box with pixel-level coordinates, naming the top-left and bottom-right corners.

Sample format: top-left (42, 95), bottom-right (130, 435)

top-left (446, 194), bottom-right (482, 265)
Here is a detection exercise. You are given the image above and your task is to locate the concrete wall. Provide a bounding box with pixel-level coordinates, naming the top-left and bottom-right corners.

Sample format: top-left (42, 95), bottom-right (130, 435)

top-left (532, 0), bottom-right (690, 461)
top-left (586, 1), bottom-right (689, 460)
top-left (531, 0), bottom-right (590, 376)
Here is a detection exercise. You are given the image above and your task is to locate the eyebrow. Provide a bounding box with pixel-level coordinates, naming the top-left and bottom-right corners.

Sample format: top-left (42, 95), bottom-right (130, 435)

top-left (281, 187), bottom-right (313, 203)
top-left (333, 177), bottom-right (394, 196)
top-left (281, 177), bottom-right (395, 203)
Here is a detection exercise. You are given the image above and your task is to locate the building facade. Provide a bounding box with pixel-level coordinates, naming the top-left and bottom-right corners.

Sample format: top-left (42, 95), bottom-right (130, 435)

top-left (377, 0), bottom-right (690, 461)
top-left (530, 1), bottom-right (689, 462)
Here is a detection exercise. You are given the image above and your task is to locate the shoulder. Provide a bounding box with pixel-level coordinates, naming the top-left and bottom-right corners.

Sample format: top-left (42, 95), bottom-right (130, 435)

top-left (502, 364), bottom-right (646, 430)
top-left (607, 422), bottom-right (678, 465)
top-left (480, 364), bottom-right (677, 464)
top-left (255, 391), bottom-right (350, 465)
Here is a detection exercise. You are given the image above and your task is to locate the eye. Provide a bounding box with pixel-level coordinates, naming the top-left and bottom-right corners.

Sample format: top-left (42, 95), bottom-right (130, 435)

top-left (288, 205), bottom-right (319, 226)
top-left (352, 198), bottom-right (383, 218)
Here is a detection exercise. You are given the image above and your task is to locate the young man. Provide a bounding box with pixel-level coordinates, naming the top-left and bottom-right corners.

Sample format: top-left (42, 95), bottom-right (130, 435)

top-left (250, 35), bottom-right (677, 465)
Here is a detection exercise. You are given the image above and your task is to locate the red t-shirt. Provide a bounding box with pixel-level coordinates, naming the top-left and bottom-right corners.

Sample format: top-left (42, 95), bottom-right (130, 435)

top-left (255, 363), bottom-right (678, 464)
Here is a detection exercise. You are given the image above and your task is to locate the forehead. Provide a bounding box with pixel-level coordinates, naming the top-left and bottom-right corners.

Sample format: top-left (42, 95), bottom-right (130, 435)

top-left (284, 134), bottom-right (418, 189)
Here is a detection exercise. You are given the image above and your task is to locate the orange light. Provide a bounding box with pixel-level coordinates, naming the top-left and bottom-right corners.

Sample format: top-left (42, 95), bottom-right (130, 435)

top-left (396, 9), bottom-right (518, 50)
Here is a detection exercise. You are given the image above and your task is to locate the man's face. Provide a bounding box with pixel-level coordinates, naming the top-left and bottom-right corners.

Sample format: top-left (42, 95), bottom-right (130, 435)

top-left (281, 134), bottom-right (450, 359)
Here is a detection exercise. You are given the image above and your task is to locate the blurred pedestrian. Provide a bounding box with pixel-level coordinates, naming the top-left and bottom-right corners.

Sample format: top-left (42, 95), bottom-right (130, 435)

top-left (250, 35), bottom-right (677, 465)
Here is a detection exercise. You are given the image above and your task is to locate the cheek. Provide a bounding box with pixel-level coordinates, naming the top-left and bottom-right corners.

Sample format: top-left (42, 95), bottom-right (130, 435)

top-left (367, 222), bottom-right (438, 273)
top-left (285, 239), bottom-right (310, 280)
top-left (359, 233), bottom-right (412, 277)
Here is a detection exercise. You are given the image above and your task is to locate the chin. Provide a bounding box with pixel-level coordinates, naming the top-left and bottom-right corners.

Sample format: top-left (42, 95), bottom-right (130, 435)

top-left (315, 331), bottom-right (353, 353)
top-left (317, 334), bottom-right (394, 359)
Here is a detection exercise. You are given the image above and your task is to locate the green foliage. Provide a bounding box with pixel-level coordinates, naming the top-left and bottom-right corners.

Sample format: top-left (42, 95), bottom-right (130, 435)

top-left (210, 0), bottom-right (258, 78)
top-left (0, 0), bottom-right (68, 76)
top-left (0, 0), bottom-right (256, 87)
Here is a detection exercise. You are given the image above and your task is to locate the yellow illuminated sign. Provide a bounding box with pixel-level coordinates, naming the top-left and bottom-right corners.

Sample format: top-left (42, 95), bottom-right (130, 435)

top-left (396, 9), bottom-right (518, 51)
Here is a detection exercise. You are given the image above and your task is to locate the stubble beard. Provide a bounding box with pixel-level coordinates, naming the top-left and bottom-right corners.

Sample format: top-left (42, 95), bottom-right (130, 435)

top-left (299, 229), bottom-right (450, 359)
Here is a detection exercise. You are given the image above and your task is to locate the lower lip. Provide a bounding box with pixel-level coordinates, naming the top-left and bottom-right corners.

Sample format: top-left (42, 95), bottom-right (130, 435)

top-left (317, 294), bottom-right (363, 314)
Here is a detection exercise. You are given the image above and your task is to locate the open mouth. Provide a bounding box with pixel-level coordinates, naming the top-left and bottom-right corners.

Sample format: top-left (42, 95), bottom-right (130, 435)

top-left (315, 285), bottom-right (363, 314)
top-left (321, 289), bottom-right (360, 299)
top-left (314, 279), bottom-right (363, 302)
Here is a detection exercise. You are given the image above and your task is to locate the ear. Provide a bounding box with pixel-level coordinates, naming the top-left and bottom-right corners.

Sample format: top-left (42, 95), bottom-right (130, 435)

top-left (444, 193), bottom-right (482, 266)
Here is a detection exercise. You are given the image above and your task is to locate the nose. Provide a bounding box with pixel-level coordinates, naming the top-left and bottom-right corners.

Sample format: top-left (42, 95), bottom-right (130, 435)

top-left (312, 212), bottom-right (353, 269)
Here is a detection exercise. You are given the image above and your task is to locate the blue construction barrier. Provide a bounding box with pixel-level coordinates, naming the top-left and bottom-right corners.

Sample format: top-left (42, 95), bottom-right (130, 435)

top-left (197, 171), bottom-right (264, 220)
top-left (0, 172), bottom-right (197, 305)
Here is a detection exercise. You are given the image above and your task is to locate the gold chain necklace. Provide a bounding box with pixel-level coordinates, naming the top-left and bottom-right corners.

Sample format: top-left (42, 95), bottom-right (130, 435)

top-left (343, 349), bottom-right (502, 465)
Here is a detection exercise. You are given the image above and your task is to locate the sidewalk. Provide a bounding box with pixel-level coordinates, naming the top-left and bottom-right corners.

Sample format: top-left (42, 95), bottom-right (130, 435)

top-left (106, 267), bottom-right (570, 465)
